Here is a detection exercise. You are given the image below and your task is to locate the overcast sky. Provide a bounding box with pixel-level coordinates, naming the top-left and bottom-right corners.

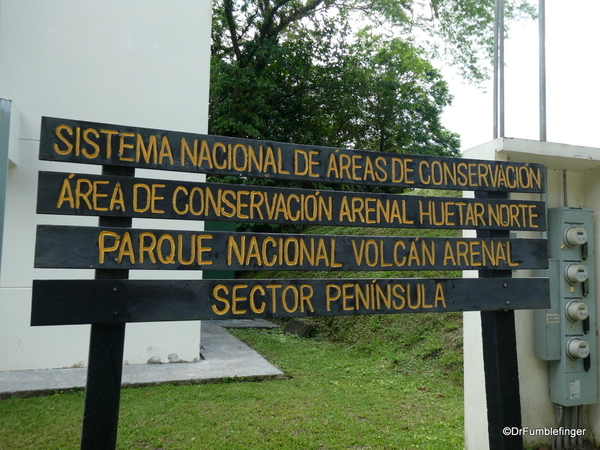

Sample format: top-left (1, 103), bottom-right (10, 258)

top-left (441, 0), bottom-right (600, 151)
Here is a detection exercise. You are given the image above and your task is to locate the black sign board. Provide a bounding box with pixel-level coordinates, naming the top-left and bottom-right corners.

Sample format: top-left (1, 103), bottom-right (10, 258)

top-left (33, 117), bottom-right (550, 450)
top-left (37, 171), bottom-right (546, 231)
top-left (40, 116), bottom-right (545, 193)
top-left (35, 225), bottom-right (548, 272)
top-left (31, 277), bottom-right (550, 326)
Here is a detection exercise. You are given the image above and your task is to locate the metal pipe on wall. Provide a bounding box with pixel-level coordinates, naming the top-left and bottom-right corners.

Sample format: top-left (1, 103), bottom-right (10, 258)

top-left (571, 406), bottom-right (577, 447)
top-left (578, 405), bottom-right (584, 446)
top-left (555, 403), bottom-right (564, 450)
top-left (562, 406), bottom-right (570, 448)
top-left (493, 0), bottom-right (505, 139)
top-left (499, 0), bottom-right (505, 137)
top-left (493, 0), bottom-right (500, 139)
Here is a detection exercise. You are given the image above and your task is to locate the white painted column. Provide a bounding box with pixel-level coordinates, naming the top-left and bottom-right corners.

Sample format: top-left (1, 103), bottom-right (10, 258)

top-left (0, 0), bottom-right (212, 371)
top-left (463, 138), bottom-right (600, 448)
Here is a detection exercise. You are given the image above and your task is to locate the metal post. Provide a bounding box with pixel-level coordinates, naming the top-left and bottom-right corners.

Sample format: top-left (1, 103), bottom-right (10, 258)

top-left (80, 165), bottom-right (134, 450)
top-left (539, 0), bottom-right (547, 141)
top-left (499, 0), bottom-right (505, 138)
top-left (493, 0), bottom-right (506, 138)
top-left (493, 0), bottom-right (500, 139)
top-left (477, 190), bottom-right (523, 450)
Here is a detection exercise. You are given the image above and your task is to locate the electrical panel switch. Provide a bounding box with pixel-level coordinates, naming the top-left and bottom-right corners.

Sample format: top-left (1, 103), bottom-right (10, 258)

top-left (533, 207), bottom-right (597, 406)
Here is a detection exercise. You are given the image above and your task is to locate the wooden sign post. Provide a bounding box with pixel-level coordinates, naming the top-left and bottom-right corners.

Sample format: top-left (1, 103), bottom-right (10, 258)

top-left (33, 117), bottom-right (550, 450)
top-left (85, 164), bottom-right (134, 450)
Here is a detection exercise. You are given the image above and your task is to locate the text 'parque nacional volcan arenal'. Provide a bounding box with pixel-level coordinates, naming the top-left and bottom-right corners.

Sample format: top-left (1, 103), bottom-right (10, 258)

top-left (35, 225), bottom-right (548, 272)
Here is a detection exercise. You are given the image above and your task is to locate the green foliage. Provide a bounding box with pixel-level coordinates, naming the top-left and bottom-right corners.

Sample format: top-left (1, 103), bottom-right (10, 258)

top-left (210, 0), bottom-right (535, 147)
top-left (211, 2), bottom-right (461, 157)
top-left (413, 0), bottom-right (537, 82)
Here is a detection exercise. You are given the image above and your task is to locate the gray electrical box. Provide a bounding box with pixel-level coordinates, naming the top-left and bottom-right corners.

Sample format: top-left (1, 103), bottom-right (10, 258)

top-left (534, 207), bottom-right (597, 406)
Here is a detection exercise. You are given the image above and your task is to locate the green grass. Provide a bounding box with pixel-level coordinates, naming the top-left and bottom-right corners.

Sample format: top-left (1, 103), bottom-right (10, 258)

top-left (0, 325), bottom-right (463, 449)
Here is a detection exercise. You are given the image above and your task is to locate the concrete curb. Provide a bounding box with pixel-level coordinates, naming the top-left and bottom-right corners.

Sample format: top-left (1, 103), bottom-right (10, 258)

top-left (0, 320), bottom-right (284, 398)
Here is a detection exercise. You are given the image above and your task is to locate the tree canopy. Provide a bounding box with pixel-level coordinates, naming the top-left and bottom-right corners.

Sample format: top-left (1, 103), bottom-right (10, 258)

top-left (210, 0), bottom-right (534, 157)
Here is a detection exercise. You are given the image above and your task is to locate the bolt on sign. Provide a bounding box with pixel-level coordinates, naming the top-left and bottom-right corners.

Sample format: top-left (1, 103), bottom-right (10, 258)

top-left (33, 116), bottom-right (550, 324)
top-left (32, 117), bottom-right (550, 450)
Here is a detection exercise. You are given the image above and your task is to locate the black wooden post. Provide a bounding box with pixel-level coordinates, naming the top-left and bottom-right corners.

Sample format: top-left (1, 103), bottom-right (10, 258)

top-left (476, 191), bottom-right (523, 450)
top-left (80, 165), bottom-right (133, 450)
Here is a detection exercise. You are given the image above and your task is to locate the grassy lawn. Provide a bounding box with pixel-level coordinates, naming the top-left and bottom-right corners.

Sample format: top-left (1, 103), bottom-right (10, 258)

top-left (0, 317), bottom-right (463, 450)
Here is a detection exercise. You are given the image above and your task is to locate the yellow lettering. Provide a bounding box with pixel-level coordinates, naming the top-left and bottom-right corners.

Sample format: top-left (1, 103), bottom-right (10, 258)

top-left (342, 283), bottom-right (354, 311)
top-left (281, 285), bottom-right (298, 313)
top-left (159, 136), bottom-right (174, 165)
top-left (212, 285), bottom-right (230, 315)
top-left (435, 283), bottom-right (446, 307)
top-left (133, 184), bottom-right (151, 213)
top-left (300, 285), bottom-right (315, 313)
top-left (136, 135), bottom-right (158, 164)
top-left (119, 132), bottom-right (135, 161)
top-left (157, 234), bottom-right (176, 264)
top-left (75, 178), bottom-right (93, 209)
top-left (249, 285), bottom-right (266, 314)
top-left (326, 284), bottom-right (341, 311)
top-left (277, 148), bottom-right (290, 174)
top-left (92, 180), bottom-right (109, 211)
top-left (325, 152), bottom-right (339, 178)
top-left (117, 232), bottom-right (135, 263)
top-left (109, 183), bottom-right (125, 211)
top-left (56, 174), bottom-right (75, 208)
top-left (100, 129), bottom-right (118, 158)
top-left (98, 231), bottom-right (120, 263)
top-left (232, 285), bottom-right (248, 314)
top-left (151, 184), bottom-right (165, 214)
top-left (139, 232), bottom-right (157, 264)
top-left (54, 125), bottom-right (73, 155)
top-left (82, 128), bottom-right (100, 158)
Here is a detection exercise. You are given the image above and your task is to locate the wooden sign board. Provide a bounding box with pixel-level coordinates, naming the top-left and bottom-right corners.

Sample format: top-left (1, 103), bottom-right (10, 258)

top-left (31, 277), bottom-right (550, 326)
top-left (36, 171), bottom-right (546, 231)
top-left (35, 225), bottom-right (548, 272)
top-left (39, 116), bottom-right (545, 193)
top-left (33, 117), bottom-right (549, 450)
top-left (32, 117), bottom-right (551, 318)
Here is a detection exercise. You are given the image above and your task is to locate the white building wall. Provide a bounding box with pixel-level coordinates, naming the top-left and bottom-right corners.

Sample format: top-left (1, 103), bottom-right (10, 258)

top-left (0, 0), bottom-right (212, 371)
top-left (463, 138), bottom-right (600, 448)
